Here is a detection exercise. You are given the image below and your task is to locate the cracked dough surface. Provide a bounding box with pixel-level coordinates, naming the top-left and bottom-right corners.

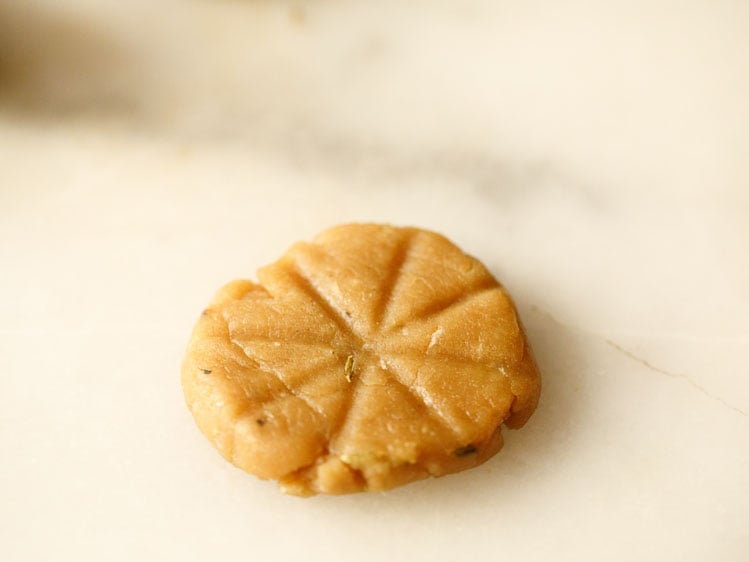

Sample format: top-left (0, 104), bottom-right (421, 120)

top-left (181, 224), bottom-right (541, 496)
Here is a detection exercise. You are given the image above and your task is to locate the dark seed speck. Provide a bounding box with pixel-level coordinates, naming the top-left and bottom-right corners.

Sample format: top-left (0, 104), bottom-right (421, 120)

top-left (455, 445), bottom-right (478, 457)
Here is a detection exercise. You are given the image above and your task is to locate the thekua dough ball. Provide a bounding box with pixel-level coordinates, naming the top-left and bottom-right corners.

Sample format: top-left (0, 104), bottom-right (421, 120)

top-left (182, 224), bottom-right (541, 496)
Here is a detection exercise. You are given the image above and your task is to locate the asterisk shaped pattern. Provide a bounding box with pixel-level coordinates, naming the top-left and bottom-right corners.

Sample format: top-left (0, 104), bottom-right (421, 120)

top-left (182, 224), bottom-right (540, 496)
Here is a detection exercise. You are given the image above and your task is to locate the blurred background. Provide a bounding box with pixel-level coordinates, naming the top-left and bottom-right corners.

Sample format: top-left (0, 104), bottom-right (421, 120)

top-left (1, 1), bottom-right (748, 561)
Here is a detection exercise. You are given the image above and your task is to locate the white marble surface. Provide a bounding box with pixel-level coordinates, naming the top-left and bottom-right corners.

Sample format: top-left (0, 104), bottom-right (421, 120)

top-left (1, 0), bottom-right (748, 560)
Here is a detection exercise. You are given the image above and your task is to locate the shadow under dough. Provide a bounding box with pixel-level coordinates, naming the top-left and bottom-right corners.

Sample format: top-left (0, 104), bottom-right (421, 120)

top-left (499, 304), bottom-right (589, 471)
top-left (0, 2), bottom-right (138, 118)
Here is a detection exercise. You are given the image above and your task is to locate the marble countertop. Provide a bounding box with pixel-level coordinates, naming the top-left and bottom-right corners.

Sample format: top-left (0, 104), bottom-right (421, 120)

top-left (2, 1), bottom-right (747, 560)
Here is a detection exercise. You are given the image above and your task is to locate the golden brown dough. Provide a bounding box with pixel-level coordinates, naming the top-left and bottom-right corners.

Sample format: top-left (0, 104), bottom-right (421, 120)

top-left (181, 224), bottom-right (541, 496)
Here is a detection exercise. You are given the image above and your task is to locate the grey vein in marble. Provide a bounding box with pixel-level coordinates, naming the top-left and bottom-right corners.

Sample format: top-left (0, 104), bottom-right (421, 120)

top-left (531, 306), bottom-right (749, 420)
